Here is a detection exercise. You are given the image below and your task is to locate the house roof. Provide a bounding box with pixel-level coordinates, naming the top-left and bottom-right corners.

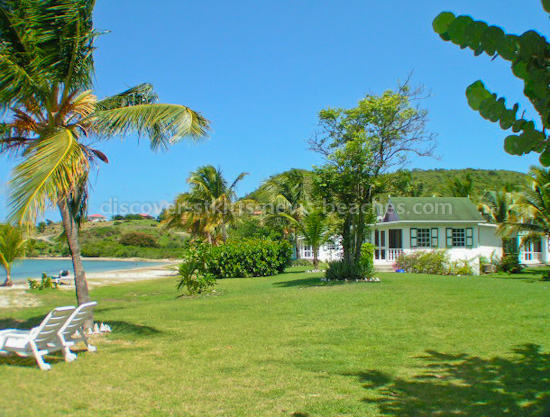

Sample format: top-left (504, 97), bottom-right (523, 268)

top-left (88, 214), bottom-right (106, 218)
top-left (383, 197), bottom-right (485, 222)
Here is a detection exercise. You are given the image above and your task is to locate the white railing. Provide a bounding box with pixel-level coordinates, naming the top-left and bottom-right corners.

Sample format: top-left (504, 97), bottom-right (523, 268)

top-left (387, 249), bottom-right (403, 261)
top-left (522, 252), bottom-right (542, 262)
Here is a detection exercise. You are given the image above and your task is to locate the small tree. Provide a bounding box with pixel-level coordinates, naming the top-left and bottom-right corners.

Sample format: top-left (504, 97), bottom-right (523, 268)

top-left (281, 206), bottom-right (331, 270)
top-left (0, 225), bottom-right (26, 286)
top-left (433, 3), bottom-right (550, 165)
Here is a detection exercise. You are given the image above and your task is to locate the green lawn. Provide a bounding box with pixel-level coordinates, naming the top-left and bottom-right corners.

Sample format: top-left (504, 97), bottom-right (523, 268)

top-left (1, 268), bottom-right (549, 417)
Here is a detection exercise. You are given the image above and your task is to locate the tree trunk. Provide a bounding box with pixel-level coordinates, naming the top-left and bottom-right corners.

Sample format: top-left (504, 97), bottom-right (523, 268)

top-left (342, 213), bottom-right (353, 265)
top-left (313, 246), bottom-right (319, 270)
top-left (294, 231), bottom-right (301, 260)
top-left (58, 200), bottom-right (93, 329)
top-left (2, 268), bottom-right (12, 287)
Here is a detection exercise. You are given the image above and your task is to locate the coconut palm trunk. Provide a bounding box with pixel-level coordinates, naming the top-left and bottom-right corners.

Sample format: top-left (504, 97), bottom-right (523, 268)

top-left (2, 267), bottom-right (12, 287)
top-left (58, 200), bottom-right (91, 309)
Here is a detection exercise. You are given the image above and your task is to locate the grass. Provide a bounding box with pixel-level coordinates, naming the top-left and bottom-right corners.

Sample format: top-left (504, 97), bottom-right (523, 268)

top-left (0, 267), bottom-right (549, 416)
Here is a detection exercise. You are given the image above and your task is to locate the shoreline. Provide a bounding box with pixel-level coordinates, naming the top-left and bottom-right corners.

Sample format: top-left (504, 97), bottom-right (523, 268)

top-left (24, 256), bottom-right (177, 263)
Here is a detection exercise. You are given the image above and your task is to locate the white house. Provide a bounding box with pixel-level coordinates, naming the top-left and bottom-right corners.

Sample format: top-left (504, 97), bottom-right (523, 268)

top-left (297, 197), bottom-right (550, 270)
top-left (372, 197), bottom-right (549, 270)
top-left (87, 214), bottom-right (107, 223)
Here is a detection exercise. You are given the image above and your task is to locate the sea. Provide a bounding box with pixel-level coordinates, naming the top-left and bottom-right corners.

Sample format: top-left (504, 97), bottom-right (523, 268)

top-left (8, 259), bottom-right (166, 282)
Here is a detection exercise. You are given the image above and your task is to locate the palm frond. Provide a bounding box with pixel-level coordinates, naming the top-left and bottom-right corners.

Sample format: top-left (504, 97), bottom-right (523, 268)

top-left (95, 83), bottom-right (159, 110)
top-left (8, 128), bottom-right (90, 225)
top-left (91, 103), bottom-right (210, 150)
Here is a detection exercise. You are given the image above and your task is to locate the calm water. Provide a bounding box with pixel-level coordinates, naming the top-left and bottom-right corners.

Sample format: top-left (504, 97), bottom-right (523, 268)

top-left (8, 259), bottom-right (165, 282)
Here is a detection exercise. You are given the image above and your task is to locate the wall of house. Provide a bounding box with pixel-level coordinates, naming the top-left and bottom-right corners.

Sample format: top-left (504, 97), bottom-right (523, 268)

top-left (297, 238), bottom-right (343, 263)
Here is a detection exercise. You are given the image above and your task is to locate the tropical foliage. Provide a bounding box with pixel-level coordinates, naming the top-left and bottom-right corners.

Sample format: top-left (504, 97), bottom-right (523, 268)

top-left (447, 173), bottom-right (474, 198)
top-left (478, 190), bottom-right (517, 252)
top-left (433, 3), bottom-right (550, 165)
top-left (0, 1), bottom-right (209, 308)
top-left (0, 224), bottom-right (26, 286)
top-left (163, 165), bottom-right (252, 245)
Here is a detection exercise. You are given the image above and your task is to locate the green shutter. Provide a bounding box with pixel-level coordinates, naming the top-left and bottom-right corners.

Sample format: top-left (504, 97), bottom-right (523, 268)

top-left (410, 228), bottom-right (417, 248)
top-left (466, 227), bottom-right (474, 248)
top-left (431, 228), bottom-right (439, 248)
top-left (446, 228), bottom-right (453, 247)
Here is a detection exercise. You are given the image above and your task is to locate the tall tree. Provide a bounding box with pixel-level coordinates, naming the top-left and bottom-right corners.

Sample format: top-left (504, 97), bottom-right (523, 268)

top-left (164, 165), bottom-right (251, 244)
top-left (0, 225), bottom-right (26, 287)
top-left (0, 1), bottom-right (209, 311)
top-left (310, 80), bottom-right (436, 267)
top-left (478, 189), bottom-right (517, 253)
top-left (433, 3), bottom-right (550, 165)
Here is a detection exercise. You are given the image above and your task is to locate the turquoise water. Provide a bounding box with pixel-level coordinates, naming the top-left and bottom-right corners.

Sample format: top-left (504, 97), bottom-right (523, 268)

top-left (8, 259), bottom-right (165, 282)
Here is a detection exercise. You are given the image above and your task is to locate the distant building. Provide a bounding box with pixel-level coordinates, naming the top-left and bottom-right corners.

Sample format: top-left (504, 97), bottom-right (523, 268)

top-left (138, 213), bottom-right (154, 220)
top-left (87, 214), bottom-right (107, 223)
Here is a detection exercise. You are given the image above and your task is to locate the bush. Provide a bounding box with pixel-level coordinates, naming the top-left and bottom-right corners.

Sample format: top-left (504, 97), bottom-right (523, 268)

top-left (492, 252), bottom-right (522, 274)
top-left (396, 250), bottom-right (451, 275)
top-left (177, 242), bottom-right (216, 295)
top-left (449, 259), bottom-right (475, 276)
top-left (206, 239), bottom-right (292, 278)
top-left (119, 232), bottom-right (159, 248)
top-left (359, 242), bottom-right (375, 278)
top-left (291, 259), bottom-right (313, 267)
top-left (28, 273), bottom-right (58, 290)
top-left (325, 260), bottom-right (365, 281)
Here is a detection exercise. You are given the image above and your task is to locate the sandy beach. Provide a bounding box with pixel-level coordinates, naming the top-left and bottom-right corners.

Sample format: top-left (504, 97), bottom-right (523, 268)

top-left (0, 260), bottom-right (179, 309)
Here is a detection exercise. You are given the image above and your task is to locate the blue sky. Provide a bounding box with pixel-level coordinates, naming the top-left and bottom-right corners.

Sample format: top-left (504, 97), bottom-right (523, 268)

top-left (0, 0), bottom-right (546, 221)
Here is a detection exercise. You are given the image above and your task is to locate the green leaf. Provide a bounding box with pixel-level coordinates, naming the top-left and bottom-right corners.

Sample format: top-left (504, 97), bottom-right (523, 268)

top-left (543, 0), bottom-right (550, 12)
top-left (432, 12), bottom-right (456, 34)
top-left (481, 25), bottom-right (505, 56)
top-left (504, 135), bottom-right (522, 155)
top-left (497, 35), bottom-right (519, 61)
top-left (540, 148), bottom-right (550, 166)
top-left (448, 15), bottom-right (473, 47)
top-left (466, 81), bottom-right (492, 111)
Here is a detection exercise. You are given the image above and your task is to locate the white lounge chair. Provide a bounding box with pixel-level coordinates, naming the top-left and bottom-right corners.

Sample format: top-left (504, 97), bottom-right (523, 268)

top-left (0, 306), bottom-right (76, 370)
top-left (56, 301), bottom-right (98, 361)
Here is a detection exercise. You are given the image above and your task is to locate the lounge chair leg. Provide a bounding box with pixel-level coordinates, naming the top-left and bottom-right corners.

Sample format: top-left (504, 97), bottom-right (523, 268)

top-left (63, 346), bottom-right (77, 362)
top-left (78, 329), bottom-right (96, 352)
top-left (30, 341), bottom-right (51, 371)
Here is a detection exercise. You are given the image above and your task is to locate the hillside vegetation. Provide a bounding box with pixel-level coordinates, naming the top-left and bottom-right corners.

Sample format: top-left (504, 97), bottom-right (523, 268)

top-left (409, 168), bottom-right (528, 196)
top-left (28, 219), bottom-right (189, 259)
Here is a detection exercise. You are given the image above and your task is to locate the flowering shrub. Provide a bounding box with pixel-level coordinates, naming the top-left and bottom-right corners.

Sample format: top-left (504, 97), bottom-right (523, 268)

top-left (395, 250), bottom-right (475, 276)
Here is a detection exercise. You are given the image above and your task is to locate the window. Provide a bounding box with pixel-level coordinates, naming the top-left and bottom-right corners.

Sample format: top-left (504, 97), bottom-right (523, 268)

top-left (325, 241), bottom-right (337, 251)
top-left (302, 244), bottom-right (312, 258)
top-left (411, 228), bottom-right (437, 248)
top-left (446, 228), bottom-right (474, 248)
top-left (417, 228), bottom-right (431, 247)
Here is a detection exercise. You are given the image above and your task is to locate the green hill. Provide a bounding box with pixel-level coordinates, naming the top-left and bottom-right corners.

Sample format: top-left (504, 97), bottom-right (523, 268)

top-left (408, 168), bottom-right (528, 197)
top-left (28, 219), bottom-right (189, 259)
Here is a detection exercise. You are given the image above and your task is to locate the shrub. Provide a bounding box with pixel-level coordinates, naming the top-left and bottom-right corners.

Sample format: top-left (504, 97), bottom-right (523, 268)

top-left (492, 252), bottom-right (522, 274)
top-left (396, 250), bottom-right (462, 275)
top-left (206, 239), bottom-right (292, 278)
top-left (28, 273), bottom-right (58, 290)
top-left (359, 242), bottom-right (375, 278)
top-left (119, 232), bottom-right (159, 248)
top-left (449, 259), bottom-right (475, 276)
top-left (177, 242), bottom-right (216, 295)
top-left (291, 259), bottom-right (313, 267)
top-left (325, 260), bottom-right (365, 281)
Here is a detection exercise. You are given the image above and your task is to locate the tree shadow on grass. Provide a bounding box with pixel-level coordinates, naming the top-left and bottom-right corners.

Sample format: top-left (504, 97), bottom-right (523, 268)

top-left (0, 315), bottom-right (46, 330)
top-left (107, 320), bottom-right (161, 336)
top-left (346, 344), bottom-right (550, 416)
top-left (273, 278), bottom-right (346, 288)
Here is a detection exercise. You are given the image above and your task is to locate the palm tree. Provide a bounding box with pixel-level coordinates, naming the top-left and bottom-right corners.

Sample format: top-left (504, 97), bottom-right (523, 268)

top-left (0, 225), bottom-right (26, 286)
top-left (0, 1), bottom-right (209, 310)
top-left (281, 206), bottom-right (331, 270)
top-left (164, 165), bottom-right (251, 244)
top-left (510, 167), bottom-right (550, 237)
top-left (258, 169), bottom-right (311, 257)
top-left (478, 190), bottom-right (517, 253)
top-left (447, 173), bottom-right (474, 197)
